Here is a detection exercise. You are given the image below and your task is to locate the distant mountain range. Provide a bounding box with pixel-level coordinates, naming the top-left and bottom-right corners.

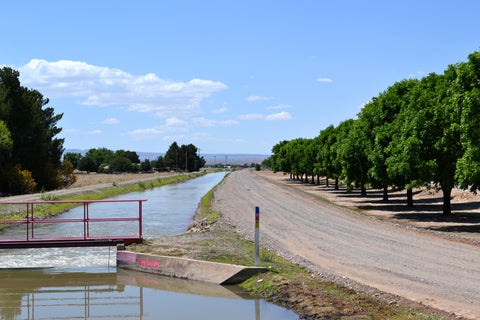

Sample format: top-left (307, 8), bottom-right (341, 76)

top-left (65, 149), bottom-right (270, 165)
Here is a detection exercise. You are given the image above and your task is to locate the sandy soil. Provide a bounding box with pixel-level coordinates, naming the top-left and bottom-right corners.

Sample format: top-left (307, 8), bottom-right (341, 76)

top-left (256, 171), bottom-right (480, 244)
top-left (212, 170), bottom-right (480, 319)
top-left (70, 171), bottom-right (170, 188)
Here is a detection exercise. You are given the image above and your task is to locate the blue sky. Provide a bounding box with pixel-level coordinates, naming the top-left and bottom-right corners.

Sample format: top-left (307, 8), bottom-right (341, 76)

top-left (1, 1), bottom-right (479, 155)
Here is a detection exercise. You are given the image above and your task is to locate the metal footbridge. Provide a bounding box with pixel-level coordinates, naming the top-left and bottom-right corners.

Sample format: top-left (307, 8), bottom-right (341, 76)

top-left (0, 199), bottom-right (145, 249)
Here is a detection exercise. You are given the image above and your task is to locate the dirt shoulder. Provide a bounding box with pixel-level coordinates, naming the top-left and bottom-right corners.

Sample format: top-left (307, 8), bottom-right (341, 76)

top-left (256, 171), bottom-right (480, 245)
top-left (209, 170), bottom-right (480, 319)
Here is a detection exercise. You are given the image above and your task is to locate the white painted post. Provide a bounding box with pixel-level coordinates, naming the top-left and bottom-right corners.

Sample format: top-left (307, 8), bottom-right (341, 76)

top-left (255, 206), bottom-right (260, 266)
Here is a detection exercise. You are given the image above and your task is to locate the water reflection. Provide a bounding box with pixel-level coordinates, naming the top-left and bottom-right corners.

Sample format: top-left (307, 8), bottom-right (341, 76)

top-left (0, 268), bottom-right (298, 320)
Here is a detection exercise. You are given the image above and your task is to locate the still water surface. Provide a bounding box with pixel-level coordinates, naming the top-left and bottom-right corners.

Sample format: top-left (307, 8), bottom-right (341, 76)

top-left (0, 172), bottom-right (300, 319)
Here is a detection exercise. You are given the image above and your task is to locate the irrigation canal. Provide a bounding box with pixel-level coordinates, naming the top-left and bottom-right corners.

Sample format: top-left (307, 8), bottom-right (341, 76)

top-left (0, 171), bottom-right (299, 320)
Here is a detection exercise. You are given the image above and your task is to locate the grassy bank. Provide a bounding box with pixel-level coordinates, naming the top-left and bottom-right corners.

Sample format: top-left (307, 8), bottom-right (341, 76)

top-left (0, 172), bottom-right (208, 227)
top-left (129, 174), bottom-right (449, 320)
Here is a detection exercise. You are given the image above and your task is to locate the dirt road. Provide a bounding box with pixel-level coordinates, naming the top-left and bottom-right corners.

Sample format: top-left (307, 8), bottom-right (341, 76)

top-left (212, 170), bottom-right (480, 319)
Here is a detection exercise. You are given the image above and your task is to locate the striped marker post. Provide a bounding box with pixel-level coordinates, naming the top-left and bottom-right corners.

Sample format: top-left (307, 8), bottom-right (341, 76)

top-left (255, 206), bottom-right (260, 266)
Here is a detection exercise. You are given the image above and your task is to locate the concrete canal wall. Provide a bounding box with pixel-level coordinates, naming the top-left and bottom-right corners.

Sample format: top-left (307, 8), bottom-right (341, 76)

top-left (117, 251), bottom-right (267, 285)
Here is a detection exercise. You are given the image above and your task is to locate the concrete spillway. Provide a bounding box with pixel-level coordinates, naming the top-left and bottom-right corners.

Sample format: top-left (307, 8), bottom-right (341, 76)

top-left (117, 251), bottom-right (267, 285)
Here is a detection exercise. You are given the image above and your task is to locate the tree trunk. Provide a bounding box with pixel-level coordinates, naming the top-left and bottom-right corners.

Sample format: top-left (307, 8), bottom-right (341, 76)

top-left (317, 176), bottom-right (320, 185)
top-left (383, 186), bottom-right (388, 201)
top-left (442, 187), bottom-right (453, 215)
top-left (311, 175), bottom-right (315, 184)
top-left (361, 185), bottom-right (367, 197)
top-left (407, 188), bottom-right (413, 207)
top-left (326, 177), bottom-right (329, 187)
top-left (335, 178), bottom-right (339, 190)
top-left (305, 175), bottom-right (308, 183)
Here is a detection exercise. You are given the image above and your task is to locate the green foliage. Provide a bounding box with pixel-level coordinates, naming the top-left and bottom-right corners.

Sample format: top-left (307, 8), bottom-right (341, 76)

top-left (58, 160), bottom-right (77, 187)
top-left (0, 67), bottom-right (64, 193)
top-left (109, 155), bottom-right (133, 172)
top-left (164, 142), bottom-right (205, 172)
top-left (78, 155), bottom-right (97, 173)
top-left (63, 152), bottom-right (82, 169)
top-left (152, 155), bottom-right (166, 169)
top-left (261, 157), bottom-right (272, 169)
top-left (270, 50), bottom-right (480, 215)
top-left (3, 164), bottom-right (37, 194)
top-left (141, 159), bottom-right (152, 172)
top-left (40, 192), bottom-right (61, 201)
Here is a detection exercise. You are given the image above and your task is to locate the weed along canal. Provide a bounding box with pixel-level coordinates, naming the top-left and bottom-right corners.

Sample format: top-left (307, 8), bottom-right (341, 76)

top-left (0, 172), bottom-right (299, 320)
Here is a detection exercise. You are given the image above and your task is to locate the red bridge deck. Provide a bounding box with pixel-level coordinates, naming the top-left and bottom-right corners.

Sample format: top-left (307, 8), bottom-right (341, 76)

top-left (0, 199), bottom-right (146, 249)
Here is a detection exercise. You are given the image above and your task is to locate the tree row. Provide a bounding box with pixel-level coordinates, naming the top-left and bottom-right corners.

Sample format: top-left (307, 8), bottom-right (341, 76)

top-left (64, 142), bottom-right (205, 174)
top-left (269, 51), bottom-right (480, 215)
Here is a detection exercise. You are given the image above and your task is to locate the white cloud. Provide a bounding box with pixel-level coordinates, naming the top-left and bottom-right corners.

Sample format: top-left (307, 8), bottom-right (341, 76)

top-left (238, 113), bottom-right (265, 120)
top-left (246, 96), bottom-right (274, 102)
top-left (316, 77), bottom-right (333, 83)
top-left (88, 129), bottom-right (103, 134)
top-left (192, 117), bottom-right (216, 127)
top-left (163, 134), bottom-right (187, 141)
top-left (192, 117), bottom-right (238, 127)
top-left (266, 104), bottom-right (292, 110)
top-left (101, 118), bottom-right (120, 124)
top-left (19, 59), bottom-right (228, 118)
top-left (162, 117), bottom-right (189, 132)
top-left (212, 107), bottom-right (228, 113)
top-left (127, 128), bottom-right (164, 140)
top-left (127, 117), bottom-right (189, 140)
top-left (218, 119), bottom-right (238, 126)
top-left (265, 111), bottom-right (293, 121)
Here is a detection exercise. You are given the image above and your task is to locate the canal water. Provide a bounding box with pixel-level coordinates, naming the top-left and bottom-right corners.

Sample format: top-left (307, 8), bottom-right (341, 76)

top-left (0, 172), bottom-right (300, 320)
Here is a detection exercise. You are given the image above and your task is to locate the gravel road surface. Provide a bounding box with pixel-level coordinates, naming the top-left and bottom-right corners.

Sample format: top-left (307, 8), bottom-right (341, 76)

top-left (212, 170), bottom-right (480, 319)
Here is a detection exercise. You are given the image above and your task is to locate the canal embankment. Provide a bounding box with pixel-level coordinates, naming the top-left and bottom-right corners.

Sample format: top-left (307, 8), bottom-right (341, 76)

top-left (129, 170), bottom-right (454, 320)
top-left (1, 169), bottom-right (454, 319)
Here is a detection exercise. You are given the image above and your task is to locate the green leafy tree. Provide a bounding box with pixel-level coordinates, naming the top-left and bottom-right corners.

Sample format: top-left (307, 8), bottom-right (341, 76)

top-left (165, 142), bottom-right (181, 170)
top-left (63, 152), bottom-right (82, 169)
top-left (361, 79), bottom-right (418, 201)
top-left (331, 119), bottom-right (355, 190)
top-left (387, 72), bottom-right (463, 214)
top-left (164, 142), bottom-right (204, 172)
top-left (0, 120), bottom-right (13, 193)
top-left (78, 156), bottom-right (97, 173)
top-left (339, 119), bottom-right (371, 196)
top-left (0, 67), bottom-right (64, 192)
top-left (455, 52), bottom-right (480, 191)
top-left (109, 155), bottom-right (133, 172)
top-left (271, 140), bottom-right (292, 178)
top-left (315, 125), bottom-right (338, 188)
top-left (180, 143), bottom-right (205, 172)
top-left (141, 159), bottom-right (152, 172)
top-left (83, 148), bottom-right (114, 172)
top-left (125, 151), bottom-right (140, 164)
top-left (261, 157), bottom-right (272, 169)
top-left (152, 155), bottom-right (165, 169)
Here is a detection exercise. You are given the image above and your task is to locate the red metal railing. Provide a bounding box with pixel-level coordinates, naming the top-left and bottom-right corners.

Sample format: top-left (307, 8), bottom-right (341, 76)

top-left (0, 199), bottom-right (146, 249)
